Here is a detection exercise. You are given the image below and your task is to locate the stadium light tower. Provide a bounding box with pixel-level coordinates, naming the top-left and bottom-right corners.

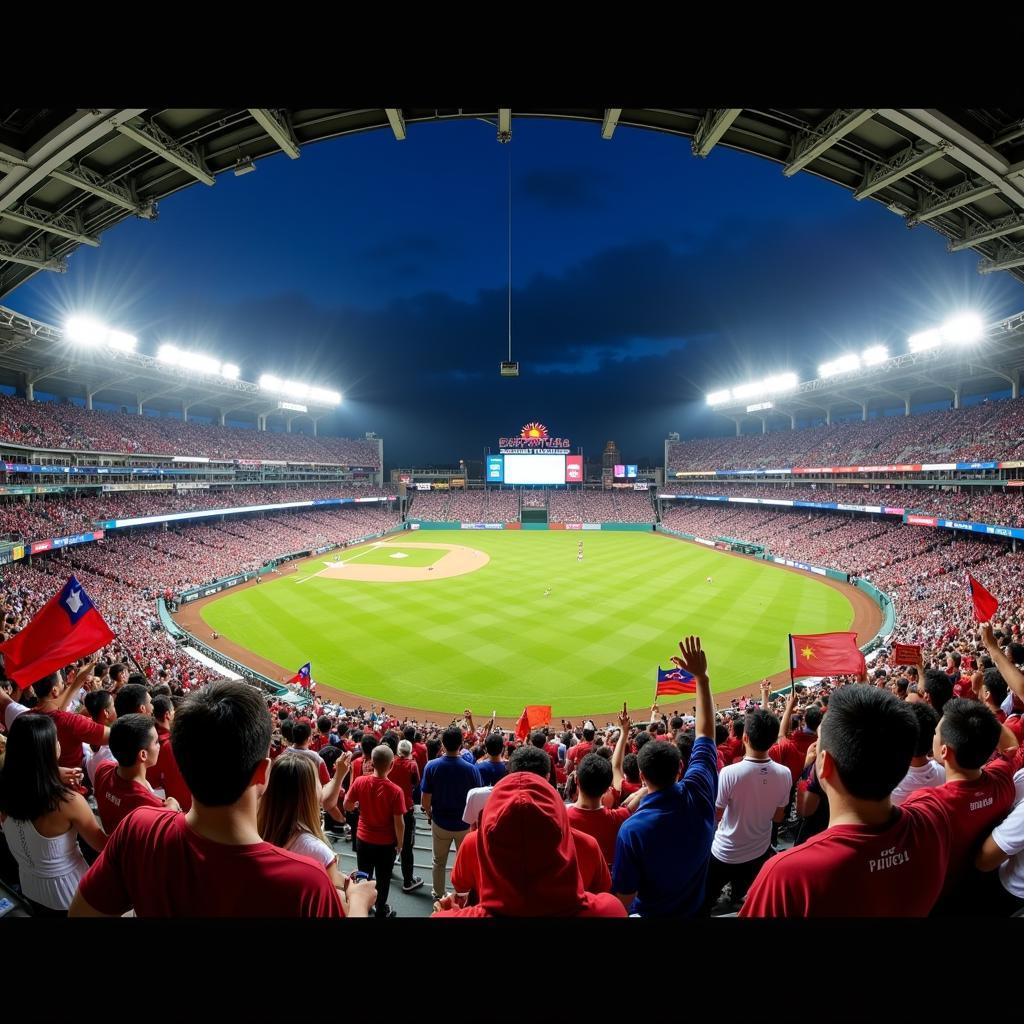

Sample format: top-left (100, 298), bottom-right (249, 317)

top-left (940, 312), bottom-right (984, 345)
top-left (818, 354), bottom-right (861, 378)
top-left (862, 344), bottom-right (888, 365)
top-left (65, 316), bottom-right (137, 352)
top-left (908, 328), bottom-right (942, 352)
top-left (706, 389), bottom-right (731, 406)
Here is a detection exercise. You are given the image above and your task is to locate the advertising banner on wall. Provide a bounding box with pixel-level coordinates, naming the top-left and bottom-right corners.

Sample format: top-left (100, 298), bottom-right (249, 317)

top-left (565, 454), bottom-right (583, 482)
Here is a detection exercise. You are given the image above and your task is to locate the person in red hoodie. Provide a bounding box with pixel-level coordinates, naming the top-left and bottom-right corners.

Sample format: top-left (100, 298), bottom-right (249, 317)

top-left (432, 771), bottom-right (626, 918)
top-left (449, 744), bottom-right (611, 903)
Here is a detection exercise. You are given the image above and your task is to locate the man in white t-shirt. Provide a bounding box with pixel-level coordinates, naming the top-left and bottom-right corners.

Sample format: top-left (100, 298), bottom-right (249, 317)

top-left (702, 707), bottom-right (791, 915)
top-left (974, 767), bottom-right (1024, 914)
top-left (891, 702), bottom-right (945, 806)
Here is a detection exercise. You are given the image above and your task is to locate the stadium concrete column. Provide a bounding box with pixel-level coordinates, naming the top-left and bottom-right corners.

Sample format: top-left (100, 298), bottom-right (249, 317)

top-left (760, 416), bottom-right (768, 434)
top-left (904, 396), bottom-right (911, 416)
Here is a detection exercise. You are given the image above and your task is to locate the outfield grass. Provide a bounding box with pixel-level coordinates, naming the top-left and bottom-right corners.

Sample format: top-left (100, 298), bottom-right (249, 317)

top-left (200, 530), bottom-right (855, 717)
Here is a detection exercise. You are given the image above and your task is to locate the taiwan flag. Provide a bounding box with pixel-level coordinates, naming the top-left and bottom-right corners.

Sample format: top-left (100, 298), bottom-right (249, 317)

top-left (0, 575), bottom-right (115, 686)
top-left (288, 662), bottom-right (312, 689)
top-left (790, 632), bottom-right (865, 679)
top-left (656, 666), bottom-right (697, 696)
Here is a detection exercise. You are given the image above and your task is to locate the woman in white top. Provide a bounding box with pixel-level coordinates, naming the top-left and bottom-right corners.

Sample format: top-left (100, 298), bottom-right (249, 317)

top-left (258, 752), bottom-right (363, 913)
top-left (0, 714), bottom-right (108, 916)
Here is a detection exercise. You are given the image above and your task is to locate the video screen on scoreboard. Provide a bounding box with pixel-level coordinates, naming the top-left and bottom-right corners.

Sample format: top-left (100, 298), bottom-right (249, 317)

top-left (501, 453), bottom-right (567, 485)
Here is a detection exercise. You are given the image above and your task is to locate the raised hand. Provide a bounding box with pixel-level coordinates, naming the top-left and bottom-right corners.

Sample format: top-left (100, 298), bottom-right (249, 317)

top-left (617, 702), bottom-right (631, 731)
top-left (672, 635), bottom-right (709, 683)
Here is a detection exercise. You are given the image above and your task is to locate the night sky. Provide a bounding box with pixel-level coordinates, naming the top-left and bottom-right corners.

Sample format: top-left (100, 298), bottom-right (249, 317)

top-left (9, 118), bottom-right (1024, 469)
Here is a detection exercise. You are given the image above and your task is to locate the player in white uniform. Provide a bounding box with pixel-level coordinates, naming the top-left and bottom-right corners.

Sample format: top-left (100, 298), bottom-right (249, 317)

top-left (706, 575), bottom-right (713, 584)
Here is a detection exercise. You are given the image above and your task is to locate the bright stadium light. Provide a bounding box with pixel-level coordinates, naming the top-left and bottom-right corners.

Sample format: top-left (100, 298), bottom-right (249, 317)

top-left (940, 312), bottom-right (984, 345)
top-left (706, 389), bottom-right (732, 406)
top-left (908, 328), bottom-right (942, 352)
top-left (66, 316), bottom-right (107, 346)
top-left (819, 354), bottom-right (861, 378)
top-left (160, 343), bottom-right (236, 378)
top-left (862, 344), bottom-right (889, 365)
top-left (309, 386), bottom-right (342, 405)
top-left (260, 374), bottom-right (341, 405)
top-left (66, 316), bottom-right (138, 351)
top-left (763, 372), bottom-right (798, 394)
top-left (106, 329), bottom-right (137, 352)
top-left (731, 381), bottom-right (762, 400)
top-left (158, 343), bottom-right (181, 365)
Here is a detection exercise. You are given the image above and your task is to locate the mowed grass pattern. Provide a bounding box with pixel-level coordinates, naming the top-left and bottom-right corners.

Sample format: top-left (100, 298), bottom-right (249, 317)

top-left (200, 531), bottom-right (854, 717)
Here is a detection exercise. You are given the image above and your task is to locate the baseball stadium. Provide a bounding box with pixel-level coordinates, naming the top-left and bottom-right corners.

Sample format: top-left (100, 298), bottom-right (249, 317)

top-left (1, 107), bottom-right (1023, 926)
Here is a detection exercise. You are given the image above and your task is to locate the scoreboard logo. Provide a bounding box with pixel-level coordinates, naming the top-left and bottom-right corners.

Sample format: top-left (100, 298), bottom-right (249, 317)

top-left (499, 421), bottom-right (571, 452)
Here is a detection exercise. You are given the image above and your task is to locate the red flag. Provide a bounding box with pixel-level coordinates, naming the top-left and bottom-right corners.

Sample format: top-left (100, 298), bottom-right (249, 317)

top-left (0, 575), bottom-right (114, 685)
top-left (968, 574), bottom-right (998, 622)
top-left (790, 632), bottom-right (865, 679)
top-left (515, 705), bottom-right (551, 742)
top-left (892, 643), bottom-right (922, 666)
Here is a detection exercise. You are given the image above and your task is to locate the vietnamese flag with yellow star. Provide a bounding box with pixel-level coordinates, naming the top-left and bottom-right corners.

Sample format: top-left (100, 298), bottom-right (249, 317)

top-left (790, 632), bottom-right (865, 678)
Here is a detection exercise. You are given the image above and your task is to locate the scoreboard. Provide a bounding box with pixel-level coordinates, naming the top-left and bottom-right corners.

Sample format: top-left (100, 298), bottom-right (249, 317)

top-left (487, 452), bottom-right (583, 485)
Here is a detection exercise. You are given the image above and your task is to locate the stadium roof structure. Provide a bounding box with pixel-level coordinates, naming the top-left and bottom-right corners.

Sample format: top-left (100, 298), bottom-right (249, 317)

top-left (1, 108), bottom-right (1024, 299)
top-left (0, 304), bottom-right (337, 429)
top-left (706, 308), bottom-right (1024, 430)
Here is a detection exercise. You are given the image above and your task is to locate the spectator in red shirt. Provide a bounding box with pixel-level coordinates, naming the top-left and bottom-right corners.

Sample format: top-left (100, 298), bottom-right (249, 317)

top-left (916, 697), bottom-right (1020, 914)
top-left (389, 739), bottom-right (424, 893)
top-left (146, 694), bottom-right (193, 811)
top-left (93, 714), bottom-right (180, 834)
top-left (70, 681), bottom-right (352, 918)
top-left (0, 670), bottom-right (110, 771)
top-left (980, 670), bottom-right (1009, 723)
top-left (432, 772), bottom-right (626, 918)
top-left (344, 744), bottom-right (406, 918)
top-left (568, 706), bottom-right (646, 865)
top-left (742, 686), bottom-right (953, 917)
top-left (566, 725), bottom-right (595, 772)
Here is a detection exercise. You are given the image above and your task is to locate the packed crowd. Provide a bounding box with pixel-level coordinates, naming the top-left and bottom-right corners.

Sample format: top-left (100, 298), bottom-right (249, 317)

top-left (667, 396), bottom-right (1024, 471)
top-left (0, 504), bottom-right (399, 702)
top-left (2, 621), bottom-right (1022, 920)
top-left (0, 393), bottom-right (380, 466)
top-left (661, 482), bottom-right (1024, 527)
top-left (0, 484), bottom-right (393, 543)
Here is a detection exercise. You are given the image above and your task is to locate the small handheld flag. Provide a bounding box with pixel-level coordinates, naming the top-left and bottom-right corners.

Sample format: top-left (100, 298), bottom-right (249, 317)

top-left (656, 666), bottom-right (697, 696)
top-left (789, 632), bottom-right (865, 679)
top-left (967, 574), bottom-right (998, 623)
top-left (515, 705), bottom-right (552, 741)
top-left (288, 662), bottom-right (312, 689)
top-left (0, 575), bottom-right (115, 685)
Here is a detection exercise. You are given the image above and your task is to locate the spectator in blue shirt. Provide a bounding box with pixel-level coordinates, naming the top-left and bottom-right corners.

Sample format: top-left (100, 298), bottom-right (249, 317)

top-left (421, 727), bottom-right (482, 900)
top-left (612, 635), bottom-right (718, 917)
top-left (476, 733), bottom-right (508, 787)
